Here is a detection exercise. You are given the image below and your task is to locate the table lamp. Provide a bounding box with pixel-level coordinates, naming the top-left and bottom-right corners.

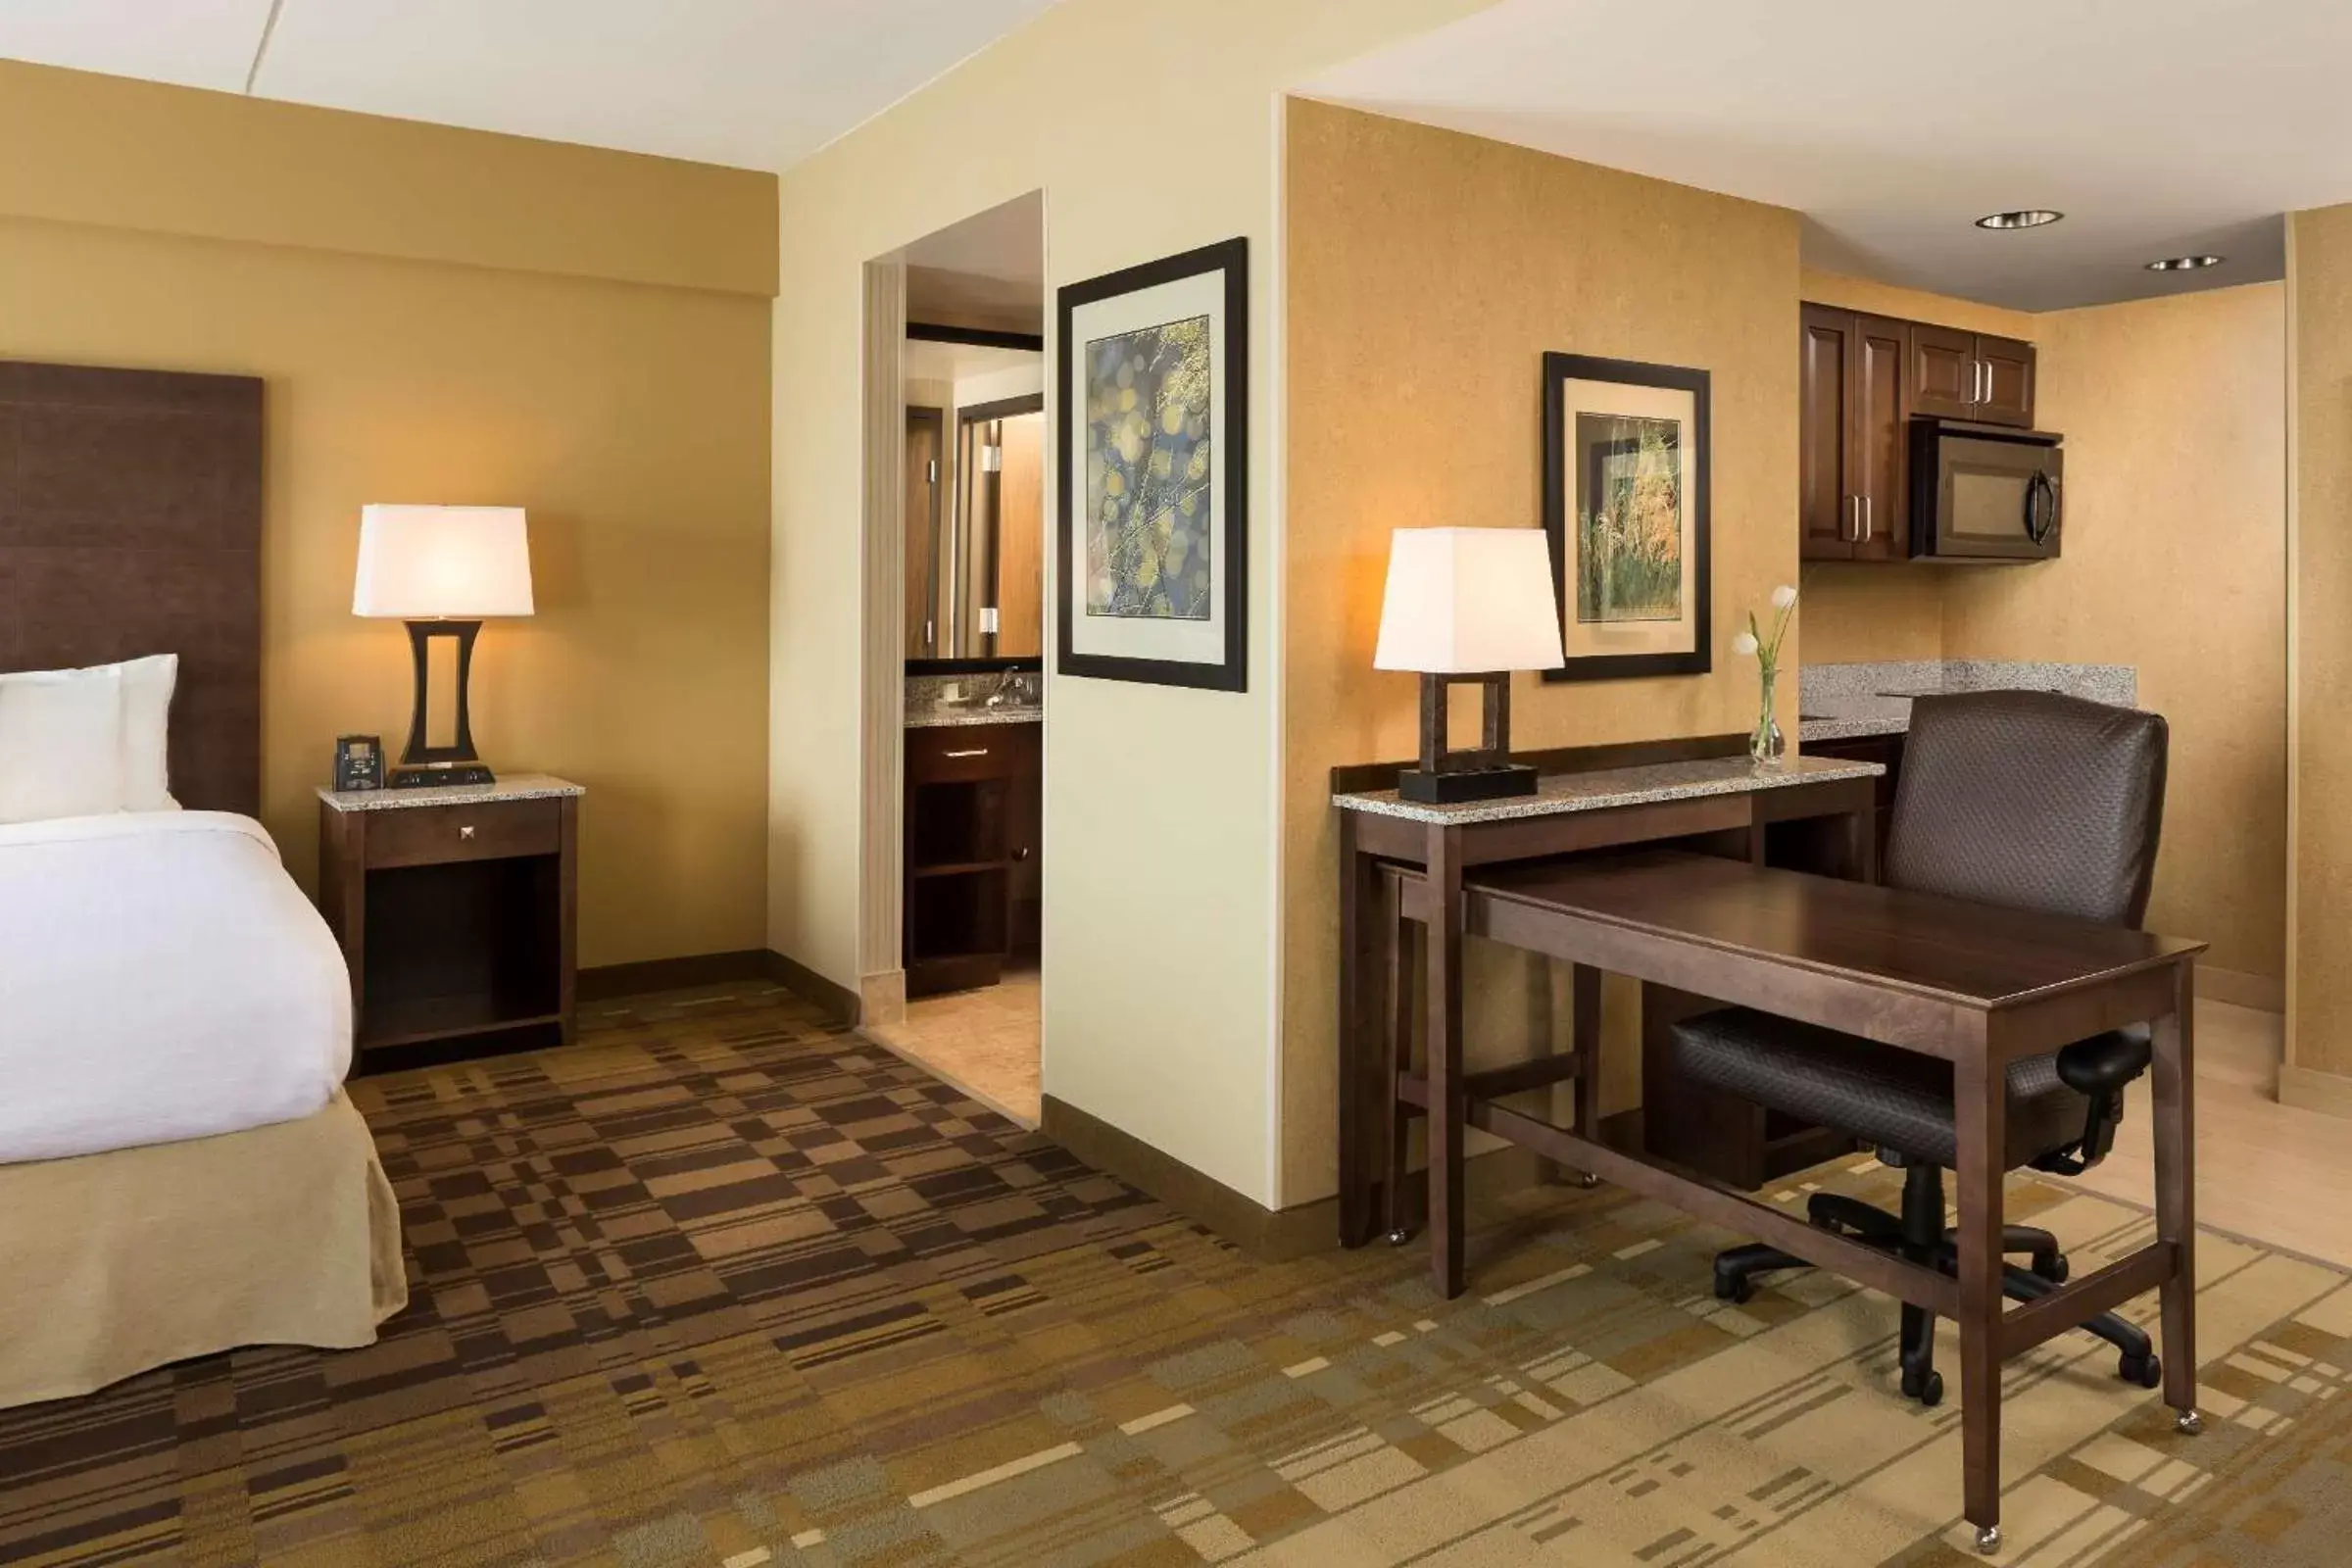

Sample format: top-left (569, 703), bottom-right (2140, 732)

top-left (353, 504), bottom-right (534, 788)
top-left (1373, 527), bottom-right (1564, 804)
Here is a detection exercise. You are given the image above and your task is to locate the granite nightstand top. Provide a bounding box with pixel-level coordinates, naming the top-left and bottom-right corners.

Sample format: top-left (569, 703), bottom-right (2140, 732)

top-left (1332, 753), bottom-right (1883, 826)
top-left (318, 773), bottom-right (583, 812)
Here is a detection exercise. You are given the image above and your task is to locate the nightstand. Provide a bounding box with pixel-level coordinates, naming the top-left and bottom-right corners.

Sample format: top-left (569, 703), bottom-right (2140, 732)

top-left (318, 774), bottom-right (581, 1057)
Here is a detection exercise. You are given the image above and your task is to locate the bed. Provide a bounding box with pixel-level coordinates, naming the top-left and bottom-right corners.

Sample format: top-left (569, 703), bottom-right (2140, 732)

top-left (0, 360), bottom-right (406, 1408)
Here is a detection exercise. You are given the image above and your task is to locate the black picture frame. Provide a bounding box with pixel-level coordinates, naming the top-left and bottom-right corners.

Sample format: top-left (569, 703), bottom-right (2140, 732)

top-left (1055, 236), bottom-right (1249, 693)
top-left (1541, 351), bottom-right (1711, 682)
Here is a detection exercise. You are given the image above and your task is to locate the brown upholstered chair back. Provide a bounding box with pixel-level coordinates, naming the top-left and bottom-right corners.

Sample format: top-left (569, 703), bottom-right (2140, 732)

top-left (1885, 691), bottom-right (2168, 929)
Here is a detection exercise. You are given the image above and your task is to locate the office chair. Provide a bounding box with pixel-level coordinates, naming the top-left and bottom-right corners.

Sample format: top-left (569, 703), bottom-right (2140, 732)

top-left (1664, 690), bottom-right (2170, 1407)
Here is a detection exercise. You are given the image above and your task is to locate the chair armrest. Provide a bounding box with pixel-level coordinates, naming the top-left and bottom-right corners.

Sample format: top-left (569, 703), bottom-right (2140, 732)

top-left (2054, 1025), bottom-right (2152, 1098)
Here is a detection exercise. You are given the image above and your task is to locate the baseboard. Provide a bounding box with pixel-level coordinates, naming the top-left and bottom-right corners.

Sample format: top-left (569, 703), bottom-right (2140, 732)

top-left (2278, 1063), bottom-right (2352, 1120)
top-left (2200, 964), bottom-right (2283, 1013)
top-left (761, 949), bottom-right (861, 1025)
top-left (576, 948), bottom-right (859, 1025)
top-left (1040, 1094), bottom-right (1552, 1262)
top-left (578, 950), bottom-right (769, 1002)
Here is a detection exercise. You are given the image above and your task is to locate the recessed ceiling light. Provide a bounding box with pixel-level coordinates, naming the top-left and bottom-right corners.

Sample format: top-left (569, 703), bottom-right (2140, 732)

top-left (1976, 209), bottom-right (2064, 230)
top-left (2146, 254), bottom-right (2225, 272)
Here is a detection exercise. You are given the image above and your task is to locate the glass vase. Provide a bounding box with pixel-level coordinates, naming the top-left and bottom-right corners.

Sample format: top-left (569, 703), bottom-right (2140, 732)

top-left (1750, 664), bottom-right (1788, 767)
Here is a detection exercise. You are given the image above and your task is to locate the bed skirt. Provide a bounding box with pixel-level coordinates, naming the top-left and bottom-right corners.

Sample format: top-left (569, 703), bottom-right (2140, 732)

top-left (0, 1091), bottom-right (407, 1409)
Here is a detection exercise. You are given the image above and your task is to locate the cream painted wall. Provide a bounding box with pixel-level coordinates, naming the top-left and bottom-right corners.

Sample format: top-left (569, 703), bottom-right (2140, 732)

top-left (1943, 284), bottom-right (2286, 985)
top-left (0, 64), bottom-right (776, 970)
top-left (1283, 102), bottom-right (1802, 1203)
top-left (769, 0), bottom-right (1498, 1208)
top-left (2287, 206), bottom-right (2352, 1087)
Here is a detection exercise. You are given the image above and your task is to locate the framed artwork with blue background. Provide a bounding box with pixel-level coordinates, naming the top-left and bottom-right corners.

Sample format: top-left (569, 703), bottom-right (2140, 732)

top-left (1055, 237), bottom-right (1248, 692)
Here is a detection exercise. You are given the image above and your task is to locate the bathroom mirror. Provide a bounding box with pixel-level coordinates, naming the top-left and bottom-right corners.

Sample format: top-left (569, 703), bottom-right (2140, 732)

top-left (905, 361), bottom-right (1045, 666)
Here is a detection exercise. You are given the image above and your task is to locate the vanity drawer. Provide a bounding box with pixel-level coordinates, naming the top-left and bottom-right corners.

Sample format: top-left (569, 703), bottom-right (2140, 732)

top-left (906, 722), bottom-right (1034, 784)
top-left (364, 796), bottom-right (564, 869)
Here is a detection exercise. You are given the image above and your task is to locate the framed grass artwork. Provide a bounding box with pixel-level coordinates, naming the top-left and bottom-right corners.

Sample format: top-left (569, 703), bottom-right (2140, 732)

top-left (1540, 352), bottom-right (1711, 682)
top-left (1055, 237), bottom-right (1248, 692)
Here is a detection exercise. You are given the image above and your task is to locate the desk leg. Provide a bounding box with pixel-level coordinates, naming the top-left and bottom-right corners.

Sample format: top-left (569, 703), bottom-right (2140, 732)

top-left (1337, 814), bottom-right (1382, 1249)
top-left (1426, 823), bottom-right (1467, 1298)
top-left (2153, 961), bottom-right (2201, 1428)
top-left (1571, 963), bottom-right (1603, 1176)
top-left (1385, 890), bottom-right (1416, 1243)
top-left (1954, 1023), bottom-right (2007, 1552)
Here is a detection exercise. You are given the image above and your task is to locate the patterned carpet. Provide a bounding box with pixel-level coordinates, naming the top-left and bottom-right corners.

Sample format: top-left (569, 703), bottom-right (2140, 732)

top-left (2, 984), bottom-right (2350, 1566)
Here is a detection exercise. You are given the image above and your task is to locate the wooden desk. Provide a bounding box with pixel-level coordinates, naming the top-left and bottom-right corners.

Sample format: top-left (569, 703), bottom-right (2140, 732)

top-left (1334, 749), bottom-right (1884, 1277)
top-left (1398, 847), bottom-right (2205, 1546)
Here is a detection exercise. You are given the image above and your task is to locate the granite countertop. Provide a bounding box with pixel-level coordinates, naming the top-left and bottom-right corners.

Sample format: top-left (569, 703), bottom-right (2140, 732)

top-left (1797, 659), bottom-right (2136, 745)
top-left (318, 772), bottom-right (583, 811)
top-left (1333, 753), bottom-right (1883, 826)
top-left (906, 706), bottom-right (1043, 730)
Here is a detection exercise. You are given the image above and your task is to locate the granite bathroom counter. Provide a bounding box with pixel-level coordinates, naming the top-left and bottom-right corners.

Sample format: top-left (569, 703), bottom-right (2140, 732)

top-left (1797, 660), bottom-right (2136, 746)
top-left (1333, 753), bottom-right (1882, 826)
top-left (906, 706), bottom-right (1042, 730)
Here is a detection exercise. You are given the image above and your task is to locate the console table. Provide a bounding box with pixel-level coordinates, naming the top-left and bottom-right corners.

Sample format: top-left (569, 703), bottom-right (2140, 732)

top-left (1333, 747), bottom-right (1883, 1285)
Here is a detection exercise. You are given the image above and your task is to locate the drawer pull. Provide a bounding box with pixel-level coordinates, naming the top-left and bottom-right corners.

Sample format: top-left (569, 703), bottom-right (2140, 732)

top-left (460, 824), bottom-right (476, 839)
top-left (944, 748), bottom-right (989, 759)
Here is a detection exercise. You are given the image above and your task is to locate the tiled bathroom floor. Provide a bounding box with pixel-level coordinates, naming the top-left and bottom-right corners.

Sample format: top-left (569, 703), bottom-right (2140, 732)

top-left (859, 966), bottom-right (1040, 1126)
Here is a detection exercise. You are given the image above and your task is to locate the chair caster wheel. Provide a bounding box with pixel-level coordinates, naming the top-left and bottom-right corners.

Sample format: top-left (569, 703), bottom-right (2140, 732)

top-left (2120, 1352), bottom-right (2162, 1390)
top-left (2033, 1251), bottom-right (2070, 1284)
top-left (1713, 1273), bottom-right (1755, 1305)
top-left (1573, 1171), bottom-right (1601, 1189)
top-left (1901, 1368), bottom-right (1944, 1407)
top-left (1976, 1524), bottom-right (2001, 1555)
top-left (1385, 1228), bottom-right (1414, 1247)
top-left (2176, 1409), bottom-right (2204, 1436)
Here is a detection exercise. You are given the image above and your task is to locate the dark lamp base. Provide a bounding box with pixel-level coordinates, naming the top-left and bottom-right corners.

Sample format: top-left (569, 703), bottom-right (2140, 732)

top-left (1396, 762), bottom-right (1539, 806)
top-left (390, 762), bottom-right (498, 789)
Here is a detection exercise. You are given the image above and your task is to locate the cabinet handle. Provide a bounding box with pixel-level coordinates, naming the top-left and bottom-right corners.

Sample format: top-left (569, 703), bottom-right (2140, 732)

top-left (459, 824), bottom-right (475, 840)
top-left (1977, 359), bottom-right (1989, 404)
top-left (945, 748), bottom-right (989, 759)
top-left (1862, 495), bottom-right (1873, 543)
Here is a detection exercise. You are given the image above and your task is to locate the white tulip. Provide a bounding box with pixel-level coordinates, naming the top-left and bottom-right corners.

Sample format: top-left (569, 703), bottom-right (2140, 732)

top-left (1732, 630), bottom-right (1760, 657)
top-left (1771, 584), bottom-right (1799, 610)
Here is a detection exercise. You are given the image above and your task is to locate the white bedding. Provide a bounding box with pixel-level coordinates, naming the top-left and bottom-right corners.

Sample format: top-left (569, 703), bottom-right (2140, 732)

top-left (0, 811), bottom-right (352, 1164)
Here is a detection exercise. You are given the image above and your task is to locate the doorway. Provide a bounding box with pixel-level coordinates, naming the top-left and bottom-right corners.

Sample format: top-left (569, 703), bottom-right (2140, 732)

top-left (861, 191), bottom-right (1047, 1126)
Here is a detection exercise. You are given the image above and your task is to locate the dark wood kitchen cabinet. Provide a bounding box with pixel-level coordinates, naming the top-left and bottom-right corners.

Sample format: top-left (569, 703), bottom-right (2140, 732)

top-left (1801, 302), bottom-right (2038, 563)
top-left (903, 720), bottom-right (1040, 997)
top-left (1908, 321), bottom-right (2035, 428)
top-left (1799, 305), bottom-right (1911, 562)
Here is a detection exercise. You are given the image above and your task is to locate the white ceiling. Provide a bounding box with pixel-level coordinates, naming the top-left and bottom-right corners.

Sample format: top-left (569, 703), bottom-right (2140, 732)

top-left (1308, 0), bottom-right (2352, 311)
top-left (0, 0), bottom-right (1061, 172)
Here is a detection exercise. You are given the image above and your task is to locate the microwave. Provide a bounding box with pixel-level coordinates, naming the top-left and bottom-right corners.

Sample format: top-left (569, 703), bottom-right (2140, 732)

top-left (1908, 417), bottom-right (2063, 562)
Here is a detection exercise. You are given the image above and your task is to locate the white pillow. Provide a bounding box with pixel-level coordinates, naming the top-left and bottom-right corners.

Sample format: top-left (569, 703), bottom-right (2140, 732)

top-left (106, 654), bottom-right (177, 811)
top-left (0, 664), bottom-right (126, 823)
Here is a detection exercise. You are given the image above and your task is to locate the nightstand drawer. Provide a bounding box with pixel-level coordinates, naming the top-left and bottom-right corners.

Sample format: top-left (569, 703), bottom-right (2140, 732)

top-left (364, 797), bottom-right (562, 868)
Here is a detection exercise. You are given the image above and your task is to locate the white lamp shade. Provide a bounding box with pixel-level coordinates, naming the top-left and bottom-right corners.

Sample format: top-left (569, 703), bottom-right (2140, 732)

top-left (1372, 527), bottom-right (1565, 673)
top-left (352, 505), bottom-right (535, 618)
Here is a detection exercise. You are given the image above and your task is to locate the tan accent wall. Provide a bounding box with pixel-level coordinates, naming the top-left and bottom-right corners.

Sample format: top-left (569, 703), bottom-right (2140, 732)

top-left (1789, 270), bottom-right (2038, 667)
top-left (0, 63), bottom-right (776, 969)
top-left (1795, 268), bottom-right (2287, 993)
top-left (0, 59), bottom-right (775, 296)
top-left (2288, 206), bottom-right (2352, 1087)
top-left (1283, 101), bottom-right (1802, 1203)
top-left (1943, 284), bottom-right (2287, 986)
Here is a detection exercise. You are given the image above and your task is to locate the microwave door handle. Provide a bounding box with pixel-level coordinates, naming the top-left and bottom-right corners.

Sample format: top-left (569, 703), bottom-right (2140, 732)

top-left (2024, 471), bottom-right (2057, 545)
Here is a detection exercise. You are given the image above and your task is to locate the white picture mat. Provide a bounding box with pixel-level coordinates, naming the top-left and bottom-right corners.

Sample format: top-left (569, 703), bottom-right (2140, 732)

top-left (1064, 269), bottom-right (1228, 665)
top-left (1558, 375), bottom-right (1699, 661)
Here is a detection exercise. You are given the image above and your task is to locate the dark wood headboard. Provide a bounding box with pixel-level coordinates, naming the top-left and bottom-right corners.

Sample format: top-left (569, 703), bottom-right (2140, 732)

top-left (0, 360), bottom-right (263, 816)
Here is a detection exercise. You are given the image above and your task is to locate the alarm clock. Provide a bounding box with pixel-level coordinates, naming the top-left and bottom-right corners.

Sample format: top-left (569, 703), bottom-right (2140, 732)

top-left (333, 734), bottom-right (385, 792)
